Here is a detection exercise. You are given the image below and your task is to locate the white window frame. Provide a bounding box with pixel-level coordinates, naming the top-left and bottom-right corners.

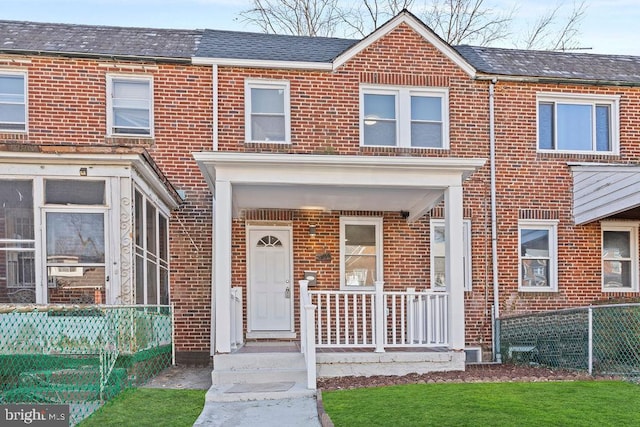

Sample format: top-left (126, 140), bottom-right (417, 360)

top-left (601, 221), bottom-right (639, 292)
top-left (340, 217), bottom-right (383, 290)
top-left (0, 70), bottom-right (27, 133)
top-left (360, 85), bottom-right (449, 149)
top-left (518, 220), bottom-right (558, 292)
top-left (245, 79), bottom-right (291, 144)
top-left (536, 93), bottom-right (620, 154)
top-left (430, 219), bottom-right (472, 291)
top-left (106, 74), bottom-right (154, 137)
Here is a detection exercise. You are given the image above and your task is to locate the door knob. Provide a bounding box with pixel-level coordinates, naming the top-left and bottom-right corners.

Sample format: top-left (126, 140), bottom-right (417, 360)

top-left (285, 287), bottom-right (291, 299)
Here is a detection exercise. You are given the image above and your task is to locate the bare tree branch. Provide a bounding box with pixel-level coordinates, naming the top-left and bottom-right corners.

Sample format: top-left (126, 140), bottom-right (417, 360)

top-left (239, 0), bottom-right (341, 37)
top-left (522, 1), bottom-right (586, 50)
top-left (238, 0), bottom-right (586, 52)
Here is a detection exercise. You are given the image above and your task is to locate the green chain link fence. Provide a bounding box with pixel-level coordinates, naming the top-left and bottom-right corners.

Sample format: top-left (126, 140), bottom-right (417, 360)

top-left (0, 305), bottom-right (173, 425)
top-left (498, 303), bottom-right (640, 378)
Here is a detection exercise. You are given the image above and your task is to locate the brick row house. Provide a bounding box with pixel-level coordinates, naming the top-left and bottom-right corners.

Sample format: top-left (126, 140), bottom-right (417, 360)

top-left (1, 11), bottom-right (640, 386)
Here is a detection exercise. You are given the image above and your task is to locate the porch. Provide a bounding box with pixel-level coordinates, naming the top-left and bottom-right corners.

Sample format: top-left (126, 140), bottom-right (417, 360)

top-left (214, 281), bottom-right (463, 394)
top-left (194, 152), bottom-right (484, 391)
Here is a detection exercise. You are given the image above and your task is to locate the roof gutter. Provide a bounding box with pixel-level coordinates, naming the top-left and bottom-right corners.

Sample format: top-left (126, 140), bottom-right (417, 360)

top-left (192, 56), bottom-right (333, 71)
top-left (474, 73), bottom-right (640, 88)
top-left (0, 49), bottom-right (192, 64)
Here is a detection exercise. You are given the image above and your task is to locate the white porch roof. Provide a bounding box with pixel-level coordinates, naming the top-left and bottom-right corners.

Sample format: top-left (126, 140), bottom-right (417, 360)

top-left (570, 163), bottom-right (640, 225)
top-left (193, 152), bottom-right (485, 222)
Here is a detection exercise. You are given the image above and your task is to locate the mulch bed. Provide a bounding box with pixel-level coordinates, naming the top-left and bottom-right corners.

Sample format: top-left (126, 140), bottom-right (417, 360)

top-left (318, 363), bottom-right (619, 390)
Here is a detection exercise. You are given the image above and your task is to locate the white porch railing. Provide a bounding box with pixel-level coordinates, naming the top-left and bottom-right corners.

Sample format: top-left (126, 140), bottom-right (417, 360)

top-left (304, 281), bottom-right (448, 351)
top-left (230, 287), bottom-right (244, 350)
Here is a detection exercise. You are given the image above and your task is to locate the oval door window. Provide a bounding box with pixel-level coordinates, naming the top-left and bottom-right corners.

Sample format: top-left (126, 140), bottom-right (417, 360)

top-left (257, 235), bottom-right (283, 248)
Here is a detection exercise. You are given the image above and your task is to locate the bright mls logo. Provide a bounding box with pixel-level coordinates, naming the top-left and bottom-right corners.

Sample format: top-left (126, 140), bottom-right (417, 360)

top-left (1, 404), bottom-right (69, 426)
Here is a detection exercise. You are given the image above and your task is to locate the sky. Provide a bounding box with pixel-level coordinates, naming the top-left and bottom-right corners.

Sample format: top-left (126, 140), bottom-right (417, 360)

top-left (1, 0), bottom-right (639, 56)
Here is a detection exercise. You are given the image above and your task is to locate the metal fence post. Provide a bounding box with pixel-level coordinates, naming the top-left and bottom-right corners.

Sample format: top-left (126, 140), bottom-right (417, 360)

top-left (588, 306), bottom-right (593, 375)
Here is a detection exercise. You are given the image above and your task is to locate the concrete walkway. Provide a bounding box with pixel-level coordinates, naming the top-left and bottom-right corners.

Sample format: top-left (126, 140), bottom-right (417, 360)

top-left (193, 394), bottom-right (321, 427)
top-left (144, 366), bottom-right (322, 427)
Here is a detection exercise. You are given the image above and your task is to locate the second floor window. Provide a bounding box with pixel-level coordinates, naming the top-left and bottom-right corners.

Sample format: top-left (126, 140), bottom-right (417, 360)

top-left (245, 80), bottom-right (290, 143)
top-left (107, 76), bottom-right (153, 137)
top-left (0, 72), bottom-right (27, 132)
top-left (537, 94), bottom-right (619, 153)
top-left (361, 86), bottom-right (449, 148)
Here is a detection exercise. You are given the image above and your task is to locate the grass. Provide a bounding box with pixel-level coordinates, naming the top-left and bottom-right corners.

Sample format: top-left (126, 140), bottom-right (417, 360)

top-left (322, 380), bottom-right (640, 426)
top-left (77, 388), bottom-right (206, 427)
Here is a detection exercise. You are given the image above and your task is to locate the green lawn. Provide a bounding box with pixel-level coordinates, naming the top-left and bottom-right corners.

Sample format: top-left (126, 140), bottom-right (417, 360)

top-left (322, 381), bottom-right (640, 426)
top-left (78, 388), bottom-right (206, 427)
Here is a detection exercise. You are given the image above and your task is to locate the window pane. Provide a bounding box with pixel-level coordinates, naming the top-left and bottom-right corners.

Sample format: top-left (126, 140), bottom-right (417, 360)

top-left (557, 104), bottom-right (592, 150)
top-left (433, 225), bottom-right (445, 288)
top-left (345, 224), bottom-right (376, 287)
top-left (522, 259), bottom-right (549, 287)
top-left (47, 266), bottom-right (105, 304)
top-left (251, 88), bottom-right (284, 114)
top-left (251, 115), bottom-right (285, 141)
top-left (160, 267), bottom-right (169, 305)
top-left (364, 120), bottom-right (396, 146)
top-left (604, 260), bottom-right (631, 288)
top-left (364, 94), bottom-right (395, 119)
top-left (596, 105), bottom-right (611, 152)
top-left (46, 180), bottom-right (105, 205)
top-left (0, 180), bottom-right (35, 301)
top-left (46, 213), bottom-right (105, 263)
top-left (411, 96), bottom-right (441, 121)
top-left (0, 75), bottom-right (25, 99)
top-left (134, 190), bottom-right (144, 247)
top-left (135, 254), bottom-right (144, 304)
top-left (0, 104), bottom-right (26, 122)
top-left (521, 228), bottom-right (549, 257)
top-left (603, 231), bottom-right (630, 258)
top-left (159, 214), bottom-right (168, 262)
top-left (114, 108), bottom-right (150, 130)
top-left (538, 102), bottom-right (554, 149)
top-left (113, 80), bottom-right (149, 99)
top-left (147, 259), bottom-right (157, 304)
top-left (146, 201), bottom-right (157, 256)
top-left (411, 122), bottom-right (442, 147)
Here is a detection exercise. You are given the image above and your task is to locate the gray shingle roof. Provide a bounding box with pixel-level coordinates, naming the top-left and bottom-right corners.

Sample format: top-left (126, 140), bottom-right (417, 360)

top-left (0, 20), bottom-right (201, 60)
top-left (196, 29), bottom-right (358, 63)
top-left (455, 45), bottom-right (640, 84)
top-left (2, 19), bottom-right (640, 85)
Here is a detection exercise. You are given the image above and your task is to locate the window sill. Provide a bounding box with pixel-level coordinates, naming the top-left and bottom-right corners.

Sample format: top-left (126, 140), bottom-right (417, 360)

top-left (518, 288), bottom-right (558, 293)
top-left (105, 136), bottom-right (154, 146)
top-left (602, 287), bottom-right (638, 293)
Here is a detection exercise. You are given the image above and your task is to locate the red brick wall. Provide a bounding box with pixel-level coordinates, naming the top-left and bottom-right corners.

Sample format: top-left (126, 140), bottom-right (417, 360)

top-left (492, 81), bottom-right (640, 318)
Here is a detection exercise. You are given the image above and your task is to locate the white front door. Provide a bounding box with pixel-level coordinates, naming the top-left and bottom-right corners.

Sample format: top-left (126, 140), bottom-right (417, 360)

top-left (248, 227), bottom-right (292, 332)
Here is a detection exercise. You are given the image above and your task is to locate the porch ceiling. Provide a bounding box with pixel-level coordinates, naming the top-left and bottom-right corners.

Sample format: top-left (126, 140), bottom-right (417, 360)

top-left (194, 152), bottom-right (486, 221)
top-left (570, 163), bottom-right (640, 225)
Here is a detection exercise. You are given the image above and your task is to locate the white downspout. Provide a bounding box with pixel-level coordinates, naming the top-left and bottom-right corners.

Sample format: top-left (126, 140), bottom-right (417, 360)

top-left (489, 79), bottom-right (502, 362)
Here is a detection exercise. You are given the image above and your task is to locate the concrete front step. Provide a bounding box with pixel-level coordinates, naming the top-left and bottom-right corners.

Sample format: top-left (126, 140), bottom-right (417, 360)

top-left (214, 352), bottom-right (306, 371)
top-left (212, 351), bottom-right (307, 386)
top-left (212, 367), bottom-right (307, 385)
top-left (205, 381), bottom-right (315, 402)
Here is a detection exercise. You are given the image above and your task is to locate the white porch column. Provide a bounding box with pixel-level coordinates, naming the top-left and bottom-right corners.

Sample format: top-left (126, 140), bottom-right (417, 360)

top-left (214, 179), bottom-right (233, 353)
top-left (444, 184), bottom-right (465, 350)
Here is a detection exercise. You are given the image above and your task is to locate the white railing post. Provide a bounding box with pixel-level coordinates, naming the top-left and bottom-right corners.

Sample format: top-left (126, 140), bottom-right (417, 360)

top-left (299, 280), bottom-right (317, 389)
top-left (374, 281), bottom-right (385, 353)
top-left (299, 280), bottom-right (309, 355)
